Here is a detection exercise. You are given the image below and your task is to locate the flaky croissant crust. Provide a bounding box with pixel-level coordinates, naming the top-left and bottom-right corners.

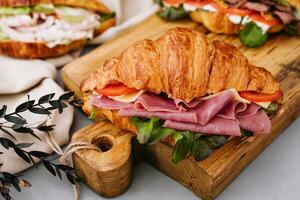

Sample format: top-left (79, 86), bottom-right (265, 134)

top-left (81, 27), bottom-right (280, 103)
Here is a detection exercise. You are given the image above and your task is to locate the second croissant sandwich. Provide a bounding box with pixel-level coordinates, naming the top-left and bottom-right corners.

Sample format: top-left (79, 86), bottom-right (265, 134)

top-left (0, 0), bottom-right (116, 59)
top-left (81, 27), bottom-right (282, 162)
top-left (158, 0), bottom-right (300, 47)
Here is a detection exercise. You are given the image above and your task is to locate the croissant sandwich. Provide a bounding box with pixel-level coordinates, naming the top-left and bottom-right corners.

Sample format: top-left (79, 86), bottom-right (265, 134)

top-left (0, 0), bottom-right (116, 59)
top-left (81, 27), bottom-right (282, 162)
top-left (158, 0), bottom-right (300, 47)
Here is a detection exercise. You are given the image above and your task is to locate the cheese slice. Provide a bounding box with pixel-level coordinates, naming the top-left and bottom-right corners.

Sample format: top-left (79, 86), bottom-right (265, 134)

top-left (109, 90), bottom-right (145, 103)
top-left (254, 101), bottom-right (271, 109)
top-left (200, 89), bottom-right (250, 103)
top-left (200, 89), bottom-right (271, 108)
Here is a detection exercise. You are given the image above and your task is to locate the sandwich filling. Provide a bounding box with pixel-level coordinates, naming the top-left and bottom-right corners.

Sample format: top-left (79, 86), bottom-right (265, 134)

top-left (0, 4), bottom-right (114, 48)
top-left (89, 83), bottom-right (282, 161)
top-left (158, 0), bottom-right (300, 47)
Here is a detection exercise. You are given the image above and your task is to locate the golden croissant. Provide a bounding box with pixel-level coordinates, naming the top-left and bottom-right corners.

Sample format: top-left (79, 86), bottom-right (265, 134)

top-left (81, 27), bottom-right (282, 143)
top-left (81, 27), bottom-right (280, 102)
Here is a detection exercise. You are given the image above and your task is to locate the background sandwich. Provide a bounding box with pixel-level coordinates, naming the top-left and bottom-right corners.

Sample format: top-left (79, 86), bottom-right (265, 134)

top-left (157, 0), bottom-right (300, 47)
top-left (80, 27), bottom-right (282, 162)
top-left (0, 0), bottom-right (116, 59)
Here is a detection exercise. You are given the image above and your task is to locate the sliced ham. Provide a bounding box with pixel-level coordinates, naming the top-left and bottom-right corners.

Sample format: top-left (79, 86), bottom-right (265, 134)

top-left (135, 93), bottom-right (186, 112)
top-left (163, 117), bottom-right (241, 136)
top-left (243, 2), bottom-right (269, 12)
top-left (92, 95), bottom-right (133, 110)
top-left (217, 101), bottom-right (237, 120)
top-left (174, 98), bottom-right (202, 110)
top-left (119, 108), bottom-right (198, 123)
top-left (91, 88), bottom-right (272, 136)
top-left (194, 90), bottom-right (235, 125)
top-left (236, 103), bottom-right (261, 117)
top-left (273, 10), bottom-right (294, 24)
top-left (237, 110), bottom-right (271, 134)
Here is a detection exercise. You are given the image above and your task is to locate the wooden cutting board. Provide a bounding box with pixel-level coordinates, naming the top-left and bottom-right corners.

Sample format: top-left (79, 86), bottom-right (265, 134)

top-left (62, 15), bottom-right (300, 200)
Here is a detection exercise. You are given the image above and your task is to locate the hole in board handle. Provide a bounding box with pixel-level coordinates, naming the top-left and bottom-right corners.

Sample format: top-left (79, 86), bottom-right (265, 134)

top-left (91, 134), bottom-right (115, 152)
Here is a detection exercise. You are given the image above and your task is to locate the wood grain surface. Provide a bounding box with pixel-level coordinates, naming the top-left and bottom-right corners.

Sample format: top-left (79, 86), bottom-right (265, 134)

top-left (63, 15), bottom-right (300, 200)
top-left (72, 121), bottom-right (134, 197)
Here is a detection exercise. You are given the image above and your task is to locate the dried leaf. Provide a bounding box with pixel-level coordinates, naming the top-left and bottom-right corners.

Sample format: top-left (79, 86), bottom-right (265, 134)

top-left (48, 100), bottom-right (60, 109)
top-left (0, 137), bottom-right (15, 149)
top-left (29, 107), bottom-right (51, 115)
top-left (14, 148), bottom-right (31, 164)
top-left (15, 143), bottom-right (33, 149)
top-left (66, 173), bottom-right (75, 185)
top-left (38, 93), bottom-right (55, 104)
top-left (55, 166), bottom-right (62, 180)
top-left (15, 100), bottom-right (35, 113)
top-left (13, 127), bottom-right (33, 134)
top-left (4, 115), bottom-right (26, 125)
top-left (43, 153), bottom-right (61, 161)
top-left (29, 151), bottom-right (50, 158)
top-left (37, 125), bottom-right (55, 132)
top-left (0, 105), bottom-right (7, 117)
top-left (11, 176), bottom-right (21, 192)
top-left (59, 91), bottom-right (74, 100)
top-left (42, 161), bottom-right (56, 176)
top-left (56, 164), bottom-right (74, 172)
top-left (0, 127), bottom-right (16, 140)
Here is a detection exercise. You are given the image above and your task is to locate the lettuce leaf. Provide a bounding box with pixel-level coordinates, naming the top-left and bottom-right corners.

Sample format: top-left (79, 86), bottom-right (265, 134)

top-left (100, 12), bottom-right (115, 23)
top-left (32, 4), bottom-right (55, 14)
top-left (157, 4), bottom-right (187, 20)
top-left (263, 102), bottom-right (280, 115)
top-left (239, 22), bottom-right (268, 47)
top-left (0, 7), bottom-right (30, 15)
top-left (131, 117), bottom-right (230, 163)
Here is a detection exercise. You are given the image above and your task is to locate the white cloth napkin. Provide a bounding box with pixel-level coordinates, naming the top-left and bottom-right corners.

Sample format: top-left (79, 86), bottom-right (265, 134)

top-left (0, 58), bottom-right (74, 174)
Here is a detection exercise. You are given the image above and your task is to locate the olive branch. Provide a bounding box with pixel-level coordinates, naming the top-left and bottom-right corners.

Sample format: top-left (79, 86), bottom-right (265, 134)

top-left (0, 91), bottom-right (81, 200)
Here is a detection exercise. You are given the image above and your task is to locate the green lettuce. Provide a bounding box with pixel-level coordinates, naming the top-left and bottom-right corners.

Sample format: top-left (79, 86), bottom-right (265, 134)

top-left (157, 4), bottom-right (187, 20)
top-left (0, 7), bottom-right (30, 15)
top-left (263, 102), bottom-right (280, 115)
top-left (32, 4), bottom-right (55, 14)
top-left (285, 21), bottom-right (299, 35)
top-left (239, 22), bottom-right (269, 48)
top-left (100, 12), bottom-right (116, 23)
top-left (131, 117), bottom-right (230, 163)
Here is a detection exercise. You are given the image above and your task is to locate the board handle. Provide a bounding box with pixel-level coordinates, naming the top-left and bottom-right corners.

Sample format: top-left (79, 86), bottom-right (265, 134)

top-left (72, 121), bottom-right (134, 197)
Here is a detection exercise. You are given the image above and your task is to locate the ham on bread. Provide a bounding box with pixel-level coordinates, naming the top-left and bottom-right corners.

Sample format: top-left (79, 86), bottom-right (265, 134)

top-left (81, 28), bottom-right (282, 161)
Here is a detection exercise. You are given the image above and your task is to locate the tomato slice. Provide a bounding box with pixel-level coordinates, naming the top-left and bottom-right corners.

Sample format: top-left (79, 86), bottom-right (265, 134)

top-left (223, 8), bottom-right (254, 16)
top-left (249, 14), bottom-right (280, 26)
top-left (184, 0), bottom-right (223, 10)
top-left (239, 90), bottom-right (282, 102)
top-left (164, 0), bottom-right (184, 5)
top-left (95, 83), bottom-right (137, 96)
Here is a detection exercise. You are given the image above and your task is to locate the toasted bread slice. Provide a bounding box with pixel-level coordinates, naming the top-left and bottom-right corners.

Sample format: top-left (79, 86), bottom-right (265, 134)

top-left (0, 0), bottom-right (111, 14)
top-left (189, 11), bottom-right (284, 34)
top-left (0, 18), bottom-right (116, 59)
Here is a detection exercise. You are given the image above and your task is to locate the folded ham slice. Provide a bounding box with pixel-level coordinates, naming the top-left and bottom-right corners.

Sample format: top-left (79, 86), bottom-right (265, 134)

top-left (163, 117), bottom-right (241, 136)
top-left (134, 92), bottom-right (186, 112)
top-left (91, 89), bottom-right (271, 136)
top-left (119, 108), bottom-right (198, 123)
top-left (237, 110), bottom-right (271, 134)
top-left (195, 90), bottom-right (234, 125)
